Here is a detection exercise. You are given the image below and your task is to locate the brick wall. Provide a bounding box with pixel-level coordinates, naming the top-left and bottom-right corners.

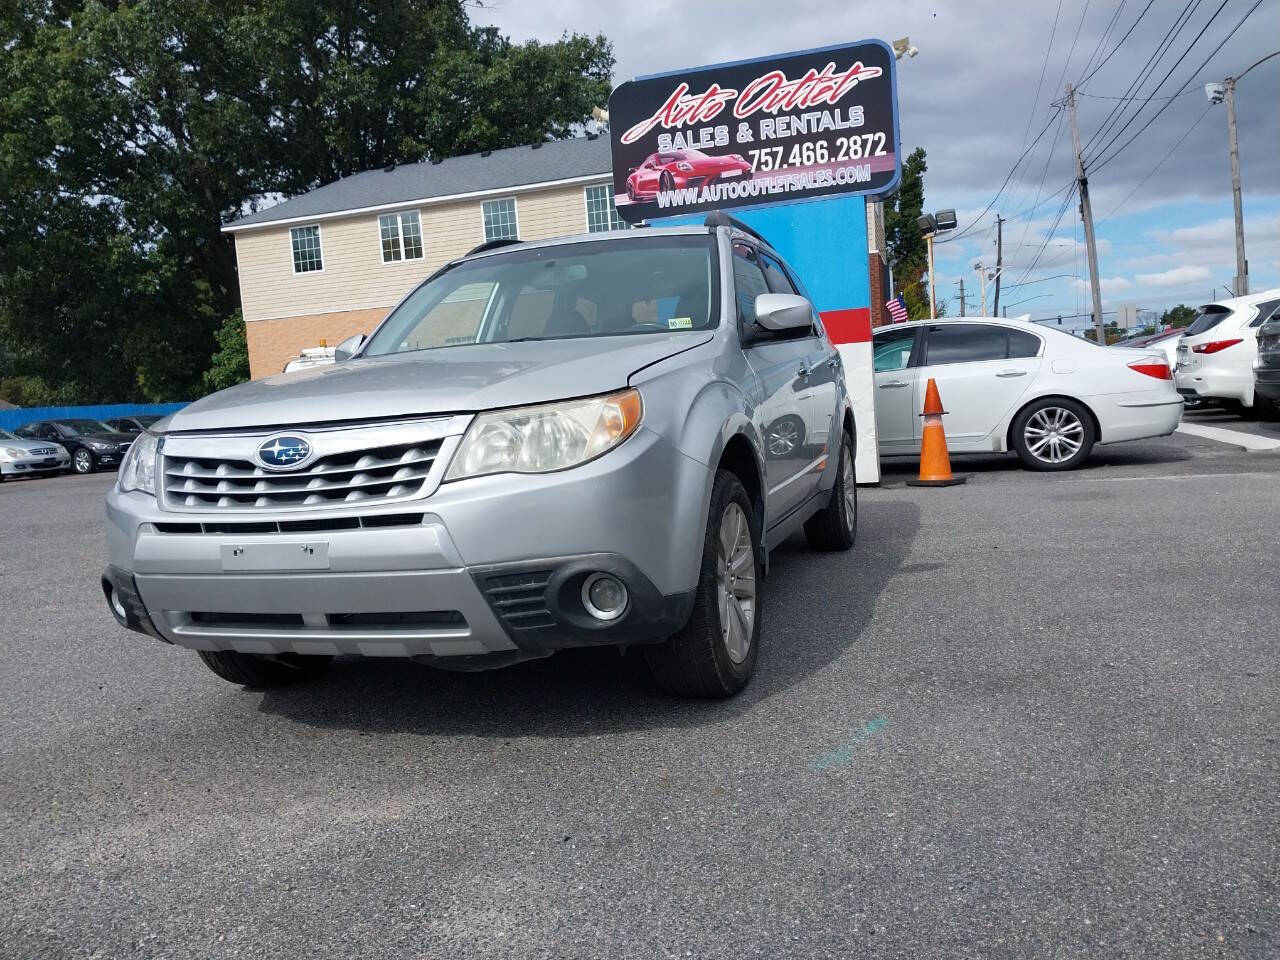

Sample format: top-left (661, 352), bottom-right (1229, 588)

top-left (868, 252), bottom-right (891, 327)
top-left (246, 307), bottom-right (389, 379)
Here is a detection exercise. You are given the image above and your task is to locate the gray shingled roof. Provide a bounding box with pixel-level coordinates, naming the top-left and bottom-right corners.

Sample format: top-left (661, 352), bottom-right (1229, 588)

top-left (226, 136), bottom-right (613, 230)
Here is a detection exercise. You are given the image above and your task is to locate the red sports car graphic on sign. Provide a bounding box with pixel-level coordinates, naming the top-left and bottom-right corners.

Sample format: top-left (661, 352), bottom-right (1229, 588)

top-left (625, 149), bottom-right (753, 201)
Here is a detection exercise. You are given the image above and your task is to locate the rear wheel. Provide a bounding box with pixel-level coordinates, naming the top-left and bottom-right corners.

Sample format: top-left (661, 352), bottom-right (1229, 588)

top-left (644, 471), bottom-right (762, 699)
top-left (1256, 394), bottom-right (1280, 422)
top-left (197, 650), bottom-right (332, 689)
top-left (659, 171), bottom-right (674, 193)
top-left (804, 428), bottom-right (857, 551)
top-left (72, 448), bottom-right (95, 474)
top-left (1011, 398), bottom-right (1096, 471)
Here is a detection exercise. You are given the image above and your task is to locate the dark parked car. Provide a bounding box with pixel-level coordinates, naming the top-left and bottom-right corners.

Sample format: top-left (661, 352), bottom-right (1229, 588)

top-left (14, 419), bottom-right (135, 474)
top-left (1255, 306), bottom-right (1280, 418)
top-left (104, 414), bottom-right (164, 434)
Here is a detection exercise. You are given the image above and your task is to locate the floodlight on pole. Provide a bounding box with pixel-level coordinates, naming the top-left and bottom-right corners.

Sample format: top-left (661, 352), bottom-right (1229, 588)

top-left (917, 210), bottom-right (955, 319)
top-left (892, 37), bottom-right (919, 61)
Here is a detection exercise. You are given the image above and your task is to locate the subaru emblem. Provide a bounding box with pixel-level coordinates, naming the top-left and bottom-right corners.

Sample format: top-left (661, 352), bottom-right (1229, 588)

top-left (257, 435), bottom-right (313, 470)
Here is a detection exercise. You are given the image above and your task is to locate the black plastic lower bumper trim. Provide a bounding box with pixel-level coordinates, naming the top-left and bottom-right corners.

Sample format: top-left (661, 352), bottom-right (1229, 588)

top-left (102, 565), bottom-right (169, 643)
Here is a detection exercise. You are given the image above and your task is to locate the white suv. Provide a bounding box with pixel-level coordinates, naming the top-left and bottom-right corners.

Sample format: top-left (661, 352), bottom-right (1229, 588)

top-left (1175, 289), bottom-right (1280, 418)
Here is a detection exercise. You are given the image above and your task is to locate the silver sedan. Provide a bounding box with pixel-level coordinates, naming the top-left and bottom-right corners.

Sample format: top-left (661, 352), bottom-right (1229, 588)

top-left (0, 429), bottom-right (71, 480)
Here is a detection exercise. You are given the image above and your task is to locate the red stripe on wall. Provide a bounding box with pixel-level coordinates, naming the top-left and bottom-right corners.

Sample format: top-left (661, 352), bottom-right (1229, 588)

top-left (820, 307), bottom-right (872, 345)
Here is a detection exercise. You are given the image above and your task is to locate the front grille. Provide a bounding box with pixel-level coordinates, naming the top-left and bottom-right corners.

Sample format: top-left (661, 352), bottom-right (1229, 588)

top-left (162, 440), bottom-right (443, 510)
top-left (152, 513), bottom-right (425, 535)
top-left (478, 569), bottom-right (555, 631)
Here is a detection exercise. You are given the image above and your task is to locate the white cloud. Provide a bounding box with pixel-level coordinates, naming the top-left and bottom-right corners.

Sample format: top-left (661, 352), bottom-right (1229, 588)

top-left (1073, 276), bottom-right (1131, 293)
top-left (1134, 265), bottom-right (1213, 287)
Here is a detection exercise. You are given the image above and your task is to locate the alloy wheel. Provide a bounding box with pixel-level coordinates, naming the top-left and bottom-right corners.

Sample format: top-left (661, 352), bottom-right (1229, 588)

top-left (716, 502), bottom-right (756, 664)
top-left (1024, 406), bottom-right (1084, 464)
top-left (841, 445), bottom-right (856, 532)
top-left (73, 449), bottom-right (92, 473)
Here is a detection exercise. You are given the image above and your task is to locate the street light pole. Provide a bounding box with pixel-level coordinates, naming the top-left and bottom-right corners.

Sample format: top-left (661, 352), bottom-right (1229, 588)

top-left (927, 234), bottom-right (936, 319)
top-left (1225, 77), bottom-right (1248, 296)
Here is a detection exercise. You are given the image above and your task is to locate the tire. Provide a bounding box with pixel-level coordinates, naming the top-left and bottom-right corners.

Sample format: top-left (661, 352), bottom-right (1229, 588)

top-left (804, 428), bottom-right (857, 551)
top-left (72, 448), bottom-right (95, 474)
top-left (197, 650), bottom-right (332, 689)
top-left (765, 415), bottom-right (806, 458)
top-left (659, 172), bottom-right (674, 193)
top-left (644, 470), bottom-right (762, 699)
top-left (1256, 394), bottom-right (1280, 422)
top-left (1011, 398), bottom-right (1096, 471)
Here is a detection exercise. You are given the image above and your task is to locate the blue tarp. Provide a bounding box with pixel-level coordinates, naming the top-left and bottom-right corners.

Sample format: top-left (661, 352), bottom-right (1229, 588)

top-left (0, 402), bottom-right (188, 433)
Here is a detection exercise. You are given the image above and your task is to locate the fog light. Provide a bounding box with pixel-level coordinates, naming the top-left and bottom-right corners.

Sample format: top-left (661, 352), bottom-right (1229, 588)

top-left (108, 585), bottom-right (128, 621)
top-left (581, 573), bottom-right (628, 622)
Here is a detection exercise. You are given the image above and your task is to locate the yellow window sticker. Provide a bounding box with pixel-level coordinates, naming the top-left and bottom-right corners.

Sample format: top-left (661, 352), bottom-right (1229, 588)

top-left (667, 317), bottom-right (693, 330)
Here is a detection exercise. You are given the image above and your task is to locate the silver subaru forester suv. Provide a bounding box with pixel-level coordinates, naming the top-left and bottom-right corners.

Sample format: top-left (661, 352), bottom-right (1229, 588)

top-left (103, 214), bottom-right (857, 698)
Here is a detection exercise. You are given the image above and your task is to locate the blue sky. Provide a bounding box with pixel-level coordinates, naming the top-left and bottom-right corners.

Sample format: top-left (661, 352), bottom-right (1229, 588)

top-left (478, 1), bottom-right (1280, 328)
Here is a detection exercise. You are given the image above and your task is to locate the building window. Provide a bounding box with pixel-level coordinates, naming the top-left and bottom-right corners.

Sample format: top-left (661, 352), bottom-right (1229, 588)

top-left (290, 225), bottom-right (323, 273)
top-left (584, 184), bottom-right (628, 233)
top-left (379, 211), bottom-right (424, 263)
top-left (482, 197), bottom-right (519, 242)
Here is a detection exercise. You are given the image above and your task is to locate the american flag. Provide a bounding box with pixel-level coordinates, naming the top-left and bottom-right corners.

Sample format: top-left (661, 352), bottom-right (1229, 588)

top-left (886, 295), bottom-right (909, 324)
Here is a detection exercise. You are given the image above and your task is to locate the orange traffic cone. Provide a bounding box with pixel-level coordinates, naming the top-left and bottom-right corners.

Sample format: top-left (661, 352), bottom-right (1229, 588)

top-left (905, 378), bottom-right (967, 487)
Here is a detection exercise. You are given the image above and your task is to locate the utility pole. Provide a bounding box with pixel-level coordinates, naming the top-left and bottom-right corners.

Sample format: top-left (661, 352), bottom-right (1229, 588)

top-left (958, 277), bottom-right (966, 317)
top-left (927, 234), bottom-right (937, 319)
top-left (976, 264), bottom-right (987, 316)
top-left (993, 215), bottom-right (1004, 316)
top-left (1224, 77), bottom-right (1248, 295)
top-left (1066, 83), bottom-right (1106, 346)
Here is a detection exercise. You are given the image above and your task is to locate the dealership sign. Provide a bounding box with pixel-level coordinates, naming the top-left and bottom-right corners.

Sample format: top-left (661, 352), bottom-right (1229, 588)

top-left (608, 40), bottom-right (900, 223)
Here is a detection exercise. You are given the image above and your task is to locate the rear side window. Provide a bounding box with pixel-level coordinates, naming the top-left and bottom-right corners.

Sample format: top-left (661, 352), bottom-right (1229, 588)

top-left (1007, 329), bottom-right (1043, 358)
top-left (1248, 299), bottom-right (1280, 328)
top-left (924, 324), bottom-right (1009, 365)
top-left (1185, 306), bottom-right (1231, 336)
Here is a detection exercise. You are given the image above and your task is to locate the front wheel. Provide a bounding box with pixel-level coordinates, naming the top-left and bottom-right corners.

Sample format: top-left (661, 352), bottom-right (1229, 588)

top-left (1256, 394), bottom-right (1280, 422)
top-left (197, 650), bottom-right (332, 689)
top-left (1011, 399), bottom-right (1096, 471)
top-left (644, 471), bottom-right (762, 699)
top-left (72, 448), bottom-right (95, 474)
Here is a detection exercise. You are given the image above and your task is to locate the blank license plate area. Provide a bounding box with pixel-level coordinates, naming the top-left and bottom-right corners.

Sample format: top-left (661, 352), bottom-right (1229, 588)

top-left (220, 541), bottom-right (330, 572)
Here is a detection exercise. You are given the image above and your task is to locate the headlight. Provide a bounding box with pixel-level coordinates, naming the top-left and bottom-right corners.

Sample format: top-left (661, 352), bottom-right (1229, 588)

top-left (1, 447), bottom-right (24, 459)
top-left (86, 440), bottom-right (116, 452)
top-left (118, 431), bottom-right (160, 495)
top-left (445, 389), bottom-right (643, 482)
top-left (676, 161), bottom-right (694, 172)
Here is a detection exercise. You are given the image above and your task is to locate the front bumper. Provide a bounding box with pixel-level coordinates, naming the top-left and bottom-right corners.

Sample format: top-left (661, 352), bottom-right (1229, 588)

top-left (103, 426), bottom-right (711, 661)
top-left (0, 453), bottom-right (70, 476)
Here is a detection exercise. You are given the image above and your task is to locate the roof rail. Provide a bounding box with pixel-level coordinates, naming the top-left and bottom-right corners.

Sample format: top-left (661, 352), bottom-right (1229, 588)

top-left (465, 237), bottom-right (522, 257)
top-left (703, 210), bottom-right (768, 246)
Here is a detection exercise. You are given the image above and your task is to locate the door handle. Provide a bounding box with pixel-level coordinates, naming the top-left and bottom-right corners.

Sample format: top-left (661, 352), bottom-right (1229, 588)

top-left (797, 362), bottom-right (812, 379)
top-left (826, 354), bottom-right (840, 369)
top-left (879, 380), bottom-right (908, 389)
top-left (996, 369), bottom-right (1027, 378)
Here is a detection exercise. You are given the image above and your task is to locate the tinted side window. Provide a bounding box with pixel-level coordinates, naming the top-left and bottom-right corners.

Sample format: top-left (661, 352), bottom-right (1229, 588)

top-left (873, 329), bottom-right (917, 372)
top-left (1249, 299), bottom-right (1280, 328)
top-left (759, 251), bottom-right (798, 296)
top-left (1185, 307), bottom-right (1230, 336)
top-left (731, 243), bottom-right (769, 326)
top-left (925, 324), bottom-right (1009, 365)
top-left (1007, 329), bottom-right (1043, 358)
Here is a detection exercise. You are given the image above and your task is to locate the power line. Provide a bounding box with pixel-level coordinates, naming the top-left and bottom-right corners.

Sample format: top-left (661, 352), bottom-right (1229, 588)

top-left (1082, 0), bottom-right (1205, 156)
top-left (1076, 0), bottom-right (1130, 83)
top-left (1077, 0), bottom-right (1159, 88)
top-left (1002, 273), bottom-right (1080, 289)
top-left (935, 108), bottom-right (1063, 246)
top-left (1096, 103), bottom-right (1214, 224)
top-left (1010, 107), bottom-right (1068, 272)
top-left (1009, 183), bottom-right (1078, 288)
top-left (1051, 0), bottom-right (1096, 100)
top-left (1075, 89), bottom-right (1197, 100)
top-left (1091, 0), bottom-right (1265, 173)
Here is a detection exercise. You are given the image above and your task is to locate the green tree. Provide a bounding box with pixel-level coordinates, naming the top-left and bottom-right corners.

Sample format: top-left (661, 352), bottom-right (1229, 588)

top-left (201, 311), bottom-right (250, 394)
top-left (0, 1), bottom-right (614, 403)
top-left (884, 147), bottom-right (933, 319)
top-left (1161, 304), bottom-right (1197, 328)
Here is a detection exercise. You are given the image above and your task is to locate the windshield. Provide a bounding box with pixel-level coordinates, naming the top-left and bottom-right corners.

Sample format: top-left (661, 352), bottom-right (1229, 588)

top-left (55, 419), bottom-right (114, 436)
top-left (133, 415), bottom-right (161, 426)
top-left (363, 235), bottom-right (717, 358)
top-left (0, 430), bottom-right (15, 440)
top-left (1184, 306), bottom-right (1231, 336)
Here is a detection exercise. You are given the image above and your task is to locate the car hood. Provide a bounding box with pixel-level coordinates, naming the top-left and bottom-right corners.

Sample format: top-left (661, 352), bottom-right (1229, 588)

top-left (2, 437), bottom-right (67, 454)
top-left (80, 432), bottom-right (134, 444)
top-left (167, 333), bottom-right (714, 432)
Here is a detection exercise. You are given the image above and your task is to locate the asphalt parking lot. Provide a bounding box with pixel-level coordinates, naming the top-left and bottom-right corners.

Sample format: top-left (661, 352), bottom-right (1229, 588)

top-left (2, 421), bottom-right (1277, 959)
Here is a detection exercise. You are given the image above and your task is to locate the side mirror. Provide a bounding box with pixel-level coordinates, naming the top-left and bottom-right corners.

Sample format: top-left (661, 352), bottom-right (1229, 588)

top-left (754, 293), bottom-right (814, 332)
top-left (334, 333), bottom-right (366, 362)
